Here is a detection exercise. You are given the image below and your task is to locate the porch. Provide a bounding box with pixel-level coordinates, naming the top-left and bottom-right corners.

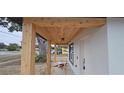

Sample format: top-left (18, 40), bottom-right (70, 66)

top-left (21, 17), bottom-right (106, 75)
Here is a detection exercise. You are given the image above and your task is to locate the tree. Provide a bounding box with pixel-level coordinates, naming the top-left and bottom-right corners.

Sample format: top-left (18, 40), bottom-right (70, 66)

top-left (0, 18), bottom-right (22, 51)
top-left (0, 17), bottom-right (23, 32)
top-left (7, 43), bottom-right (19, 51)
top-left (57, 46), bottom-right (62, 55)
top-left (0, 17), bottom-right (47, 61)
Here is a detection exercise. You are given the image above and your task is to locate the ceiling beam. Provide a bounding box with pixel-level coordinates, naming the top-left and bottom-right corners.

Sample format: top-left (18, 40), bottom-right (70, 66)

top-left (24, 17), bottom-right (106, 28)
top-left (24, 17), bottom-right (106, 23)
top-left (35, 25), bottom-right (51, 40)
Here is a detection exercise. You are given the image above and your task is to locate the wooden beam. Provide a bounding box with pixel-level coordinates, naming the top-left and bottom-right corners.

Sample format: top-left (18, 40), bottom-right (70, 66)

top-left (35, 22), bottom-right (105, 28)
top-left (54, 44), bottom-right (57, 63)
top-left (35, 25), bottom-right (51, 40)
top-left (21, 23), bottom-right (36, 75)
top-left (54, 43), bottom-right (68, 45)
top-left (24, 17), bottom-right (106, 28)
top-left (24, 17), bottom-right (106, 23)
top-left (46, 40), bottom-right (51, 74)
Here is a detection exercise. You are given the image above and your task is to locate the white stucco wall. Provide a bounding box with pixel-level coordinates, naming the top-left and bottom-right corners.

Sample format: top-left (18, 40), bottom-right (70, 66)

top-left (107, 18), bottom-right (124, 74)
top-left (68, 18), bottom-right (124, 75)
top-left (84, 26), bottom-right (109, 75)
top-left (68, 25), bottom-right (109, 75)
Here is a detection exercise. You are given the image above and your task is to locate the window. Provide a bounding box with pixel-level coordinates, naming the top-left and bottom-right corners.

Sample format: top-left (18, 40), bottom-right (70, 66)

top-left (69, 43), bottom-right (74, 65)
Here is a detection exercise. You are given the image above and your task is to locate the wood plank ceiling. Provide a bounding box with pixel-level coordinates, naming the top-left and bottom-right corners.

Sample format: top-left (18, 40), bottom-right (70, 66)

top-left (23, 17), bottom-right (106, 45)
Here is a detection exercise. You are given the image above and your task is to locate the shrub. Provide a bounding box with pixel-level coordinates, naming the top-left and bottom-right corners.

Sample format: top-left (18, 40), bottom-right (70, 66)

top-left (35, 54), bottom-right (46, 63)
top-left (7, 43), bottom-right (18, 51)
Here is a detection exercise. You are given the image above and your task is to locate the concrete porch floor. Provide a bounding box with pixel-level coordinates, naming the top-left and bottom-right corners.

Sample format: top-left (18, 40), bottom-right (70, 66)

top-left (51, 63), bottom-right (74, 75)
top-left (36, 62), bottom-right (74, 75)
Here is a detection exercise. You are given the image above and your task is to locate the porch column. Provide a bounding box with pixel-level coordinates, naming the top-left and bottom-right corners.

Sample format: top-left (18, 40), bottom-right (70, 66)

top-left (21, 23), bottom-right (36, 75)
top-left (54, 44), bottom-right (57, 63)
top-left (46, 40), bottom-right (51, 74)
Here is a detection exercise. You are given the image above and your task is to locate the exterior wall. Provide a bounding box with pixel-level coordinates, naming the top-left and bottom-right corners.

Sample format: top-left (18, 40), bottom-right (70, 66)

top-left (84, 26), bottom-right (109, 75)
top-left (68, 25), bottom-right (109, 75)
top-left (68, 18), bottom-right (124, 75)
top-left (107, 18), bottom-right (124, 74)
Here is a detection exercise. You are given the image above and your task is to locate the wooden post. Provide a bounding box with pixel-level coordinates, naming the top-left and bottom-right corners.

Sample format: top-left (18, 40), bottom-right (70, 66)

top-left (21, 23), bottom-right (36, 75)
top-left (54, 44), bottom-right (57, 63)
top-left (46, 40), bottom-right (51, 74)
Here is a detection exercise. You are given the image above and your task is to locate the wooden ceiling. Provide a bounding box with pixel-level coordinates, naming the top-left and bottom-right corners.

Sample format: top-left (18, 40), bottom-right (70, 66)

top-left (24, 17), bottom-right (106, 45)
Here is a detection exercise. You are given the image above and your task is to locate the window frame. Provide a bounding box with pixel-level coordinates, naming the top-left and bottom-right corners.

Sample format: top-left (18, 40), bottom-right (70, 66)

top-left (69, 43), bottom-right (74, 65)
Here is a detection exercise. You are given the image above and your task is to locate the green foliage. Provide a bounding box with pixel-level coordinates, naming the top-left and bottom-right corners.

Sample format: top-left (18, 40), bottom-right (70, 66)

top-left (57, 47), bottom-right (62, 54)
top-left (0, 17), bottom-right (23, 32)
top-left (35, 54), bottom-right (46, 63)
top-left (7, 43), bottom-right (19, 51)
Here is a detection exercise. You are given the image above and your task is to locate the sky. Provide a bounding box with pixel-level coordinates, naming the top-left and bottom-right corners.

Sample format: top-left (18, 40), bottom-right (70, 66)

top-left (0, 26), bottom-right (22, 46)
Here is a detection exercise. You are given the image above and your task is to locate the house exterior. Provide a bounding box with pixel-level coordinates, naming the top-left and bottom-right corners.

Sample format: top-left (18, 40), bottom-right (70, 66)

top-left (68, 18), bottom-right (124, 75)
top-left (21, 17), bottom-right (124, 75)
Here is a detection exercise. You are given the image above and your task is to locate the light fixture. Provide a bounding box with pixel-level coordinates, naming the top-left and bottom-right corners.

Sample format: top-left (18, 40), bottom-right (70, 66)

top-left (61, 38), bottom-right (64, 41)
